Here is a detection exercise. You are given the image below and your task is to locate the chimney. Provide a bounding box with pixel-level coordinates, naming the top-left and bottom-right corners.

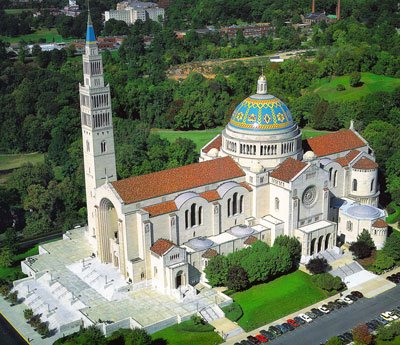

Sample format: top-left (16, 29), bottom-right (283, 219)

top-left (336, 0), bottom-right (341, 20)
top-left (312, 0), bottom-right (315, 14)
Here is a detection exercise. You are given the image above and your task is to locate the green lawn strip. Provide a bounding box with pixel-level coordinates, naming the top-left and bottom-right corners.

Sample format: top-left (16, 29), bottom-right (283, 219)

top-left (301, 127), bottom-right (332, 139)
top-left (376, 336), bottom-right (400, 345)
top-left (0, 245), bottom-right (38, 280)
top-left (308, 72), bottom-right (400, 102)
top-left (152, 127), bottom-right (223, 152)
top-left (0, 152), bottom-right (44, 171)
top-left (0, 28), bottom-right (77, 44)
top-left (151, 319), bottom-right (223, 345)
top-left (231, 271), bottom-right (328, 332)
top-left (4, 8), bottom-right (34, 15)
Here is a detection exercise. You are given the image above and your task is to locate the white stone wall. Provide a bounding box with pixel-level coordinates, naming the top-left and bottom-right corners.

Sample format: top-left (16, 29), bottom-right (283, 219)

top-left (350, 168), bottom-right (378, 197)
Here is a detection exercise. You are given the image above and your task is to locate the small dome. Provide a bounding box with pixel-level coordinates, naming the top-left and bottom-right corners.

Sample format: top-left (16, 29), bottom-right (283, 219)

top-left (250, 161), bottom-right (263, 173)
top-left (259, 74), bottom-right (266, 81)
top-left (208, 148), bottom-right (219, 157)
top-left (231, 225), bottom-right (254, 237)
top-left (188, 237), bottom-right (214, 250)
top-left (304, 151), bottom-right (316, 161)
top-left (346, 204), bottom-right (382, 220)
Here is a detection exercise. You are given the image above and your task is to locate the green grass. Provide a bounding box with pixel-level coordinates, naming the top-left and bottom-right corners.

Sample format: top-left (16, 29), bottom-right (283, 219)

top-left (230, 270), bottom-right (328, 331)
top-left (0, 152), bottom-right (44, 171)
top-left (151, 319), bottom-right (223, 345)
top-left (301, 127), bottom-right (332, 139)
top-left (0, 245), bottom-right (38, 281)
top-left (387, 202), bottom-right (400, 224)
top-left (152, 127), bottom-right (223, 152)
top-left (308, 72), bottom-right (400, 102)
top-left (376, 336), bottom-right (400, 345)
top-left (0, 28), bottom-right (76, 44)
top-left (4, 8), bottom-right (34, 15)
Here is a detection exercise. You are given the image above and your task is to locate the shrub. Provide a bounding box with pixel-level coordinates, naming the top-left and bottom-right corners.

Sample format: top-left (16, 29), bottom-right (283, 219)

top-left (311, 273), bottom-right (343, 292)
top-left (191, 315), bottom-right (204, 325)
top-left (387, 204), bottom-right (395, 214)
top-left (357, 229), bottom-right (375, 249)
top-left (383, 233), bottom-right (400, 261)
top-left (350, 72), bottom-right (362, 87)
top-left (352, 324), bottom-right (373, 345)
top-left (376, 322), bottom-right (400, 341)
top-left (350, 241), bottom-right (372, 259)
top-left (29, 314), bottom-right (41, 328)
top-left (7, 291), bottom-right (18, 305)
top-left (336, 84), bottom-right (345, 91)
top-left (226, 265), bottom-right (249, 292)
top-left (222, 302), bottom-right (243, 322)
top-left (37, 322), bottom-right (50, 337)
top-left (306, 257), bottom-right (330, 274)
top-left (325, 336), bottom-right (343, 345)
top-left (24, 308), bottom-right (34, 320)
top-left (374, 251), bottom-right (395, 272)
top-left (0, 284), bottom-right (11, 296)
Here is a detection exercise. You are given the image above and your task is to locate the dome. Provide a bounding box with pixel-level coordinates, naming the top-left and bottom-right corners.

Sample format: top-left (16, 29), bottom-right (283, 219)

top-left (230, 225), bottom-right (254, 237)
top-left (229, 93), bottom-right (294, 132)
top-left (250, 161), bottom-right (263, 173)
top-left (346, 204), bottom-right (382, 220)
top-left (208, 148), bottom-right (219, 157)
top-left (304, 151), bottom-right (316, 161)
top-left (188, 237), bottom-right (214, 250)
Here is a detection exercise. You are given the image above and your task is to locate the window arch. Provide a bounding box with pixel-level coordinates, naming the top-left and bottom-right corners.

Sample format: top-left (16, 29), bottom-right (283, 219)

top-left (239, 195), bottom-right (244, 213)
top-left (198, 206), bottom-right (202, 225)
top-left (370, 179), bottom-right (374, 192)
top-left (275, 197), bottom-right (280, 211)
top-left (190, 203), bottom-right (196, 227)
top-left (329, 167), bottom-right (333, 181)
top-left (86, 140), bottom-right (90, 152)
top-left (227, 198), bottom-right (231, 217)
top-left (100, 140), bottom-right (107, 153)
top-left (333, 170), bottom-right (338, 187)
top-left (352, 179), bottom-right (358, 192)
top-left (232, 192), bottom-right (238, 215)
top-left (185, 210), bottom-right (189, 229)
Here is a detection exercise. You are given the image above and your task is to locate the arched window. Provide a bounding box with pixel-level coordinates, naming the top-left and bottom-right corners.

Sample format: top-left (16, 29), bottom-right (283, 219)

top-left (190, 203), bottom-right (196, 227)
top-left (198, 206), bottom-right (202, 225)
top-left (275, 197), bottom-right (279, 211)
top-left (86, 140), bottom-right (90, 152)
top-left (352, 179), bottom-right (358, 192)
top-left (333, 170), bottom-right (338, 187)
top-left (239, 195), bottom-right (244, 213)
top-left (232, 192), bottom-right (238, 215)
top-left (227, 198), bottom-right (231, 217)
top-left (370, 179), bottom-right (374, 192)
top-left (101, 140), bottom-right (107, 153)
top-left (329, 167), bottom-right (333, 181)
top-left (185, 210), bottom-right (189, 229)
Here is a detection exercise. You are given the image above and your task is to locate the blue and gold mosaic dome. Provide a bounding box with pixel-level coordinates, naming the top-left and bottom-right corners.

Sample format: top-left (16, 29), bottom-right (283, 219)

top-left (229, 94), bottom-right (294, 132)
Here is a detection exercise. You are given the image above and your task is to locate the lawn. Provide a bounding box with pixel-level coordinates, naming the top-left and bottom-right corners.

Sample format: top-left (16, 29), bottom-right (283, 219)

top-left (308, 72), bottom-right (400, 102)
top-left (0, 152), bottom-right (44, 171)
top-left (230, 270), bottom-right (328, 331)
top-left (151, 319), bottom-right (223, 345)
top-left (301, 127), bottom-right (332, 139)
top-left (376, 336), bottom-right (400, 345)
top-left (0, 245), bottom-right (38, 281)
top-left (0, 28), bottom-right (76, 44)
top-left (4, 8), bottom-right (34, 15)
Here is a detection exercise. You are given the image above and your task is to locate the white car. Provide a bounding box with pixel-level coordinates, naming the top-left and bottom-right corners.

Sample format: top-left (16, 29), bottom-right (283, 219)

top-left (341, 297), bottom-right (353, 304)
top-left (381, 311), bottom-right (398, 321)
top-left (298, 313), bottom-right (313, 323)
top-left (318, 305), bottom-right (330, 314)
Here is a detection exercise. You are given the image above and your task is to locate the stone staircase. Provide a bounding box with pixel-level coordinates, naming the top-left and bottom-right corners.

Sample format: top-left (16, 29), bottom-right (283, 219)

top-left (330, 261), bottom-right (364, 280)
top-left (316, 248), bottom-right (343, 263)
top-left (199, 304), bottom-right (224, 323)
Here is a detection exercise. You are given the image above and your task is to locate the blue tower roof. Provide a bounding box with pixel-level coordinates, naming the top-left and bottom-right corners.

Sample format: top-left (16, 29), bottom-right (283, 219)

top-left (86, 15), bottom-right (96, 44)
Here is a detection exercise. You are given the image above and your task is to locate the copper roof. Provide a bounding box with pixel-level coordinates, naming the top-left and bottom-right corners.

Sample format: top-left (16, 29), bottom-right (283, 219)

top-left (202, 248), bottom-right (218, 258)
top-left (334, 150), bottom-right (361, 167)
top-left (352, 157), bottom-right (378, 170)
top-left (306, 130), bottom-right (365, 157)
top-left (112, 157), bottom-right (245, 204)
top-left (150, 239), bottom-right (176, 256)
top-left (372, 219), bottom-right (387, 228)
top-left (202, 135), bottom-right (222, 153)
top-left (244, 235), bottom-right (258, 245)
top-left (270, 158), bottom-right (308, 183)
top-left (143, 201), bottom-right (177, 217)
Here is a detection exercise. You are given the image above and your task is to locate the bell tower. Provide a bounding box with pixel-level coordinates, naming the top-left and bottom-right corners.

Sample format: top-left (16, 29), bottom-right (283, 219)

top-left (79, 12), bottom-right (117, 238)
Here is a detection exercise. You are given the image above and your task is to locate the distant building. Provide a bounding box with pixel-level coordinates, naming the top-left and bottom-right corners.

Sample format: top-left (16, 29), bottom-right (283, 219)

top-left (105, 1), bottom-right (165, 24)
top-left (220, 23), bottom-right (273, 39)
top-left (301, 12), bottom-right (328, 24)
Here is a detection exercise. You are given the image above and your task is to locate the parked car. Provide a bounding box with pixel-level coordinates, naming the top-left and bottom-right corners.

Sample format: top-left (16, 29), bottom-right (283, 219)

top-left (311, 308), bottom-right (324, 316)
top-left (341, 296), bottom-right (354, 304)
top-left (287, 318), bottom-right (300, 327)
top-left (299, 313), bottom-right (313, 323)
top-left (335, 299), bottom-right (348, 307)
top-left (260, 329), bottom-right (275, 340)
top-left (337, 334), bottom-right (349, 344)
top-left (351, 291), bottom-right (364, 298)
top-left (375, 316), bottom-right (389, 325)
top-left (269, 325), bottom-right (282, 336)
top-left (282, 322), bottom-right (294, 331)
top-left (255, 334), bottom-right (268, 343)
top-left (346, 294), bottom-right (357, 302)
top-left (240, 340), bottom-right (252, 345)
top-left (342, 332), bottom-right (353, 342)
top-left (247, 335), bottom-right (261, 344)
top-left (293, 316), bottom-right (305, 325)
top-left (306, 311), bottom-right (318, 319)
top-left (276, 324), bottom-right (289, 334)
top-left (318, 305), bottom-right (330, 314)
top-left (381, 311), bottom-right (399, 321)
top-left (327, 301), bottom-right (337, 310)
top-left (391, 309), bottom-right (400, 318)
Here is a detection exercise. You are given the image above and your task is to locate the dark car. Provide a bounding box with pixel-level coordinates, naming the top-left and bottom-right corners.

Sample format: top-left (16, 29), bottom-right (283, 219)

top-left (326, 301), bottom-right (337, 310)
top-left (311, 308), bottom-right (324, 317)
top-left (306, 311), bottom-right (317, 319)
top-left (335, 299), bottom-right (348, 307)
top-left (337, 334), bottom-right (350, 344)
top-left (294, 316), bottom-right (305, 325)
top-left (366, 321), bottom-right (378, 332)
top-left (260, 329), bottom-right (275, 340)
top-left (376, 316), bottom-right (389, 325)
top-left (240, 341), bottom-right (252, 345)
top-left (247, 335), bottom-right (261, 344)
top-left (332, 300), bottom-right (343, 309)
top-left (277, 324), bottom-right (289, 333)
top-left (351, 291), bottom-right (364, 298)
top-left (283, 322), bottom-right (295, 331)
top-left (346, 294), bottom-right (357, 301)
top-left (269, 325), bottom-right (283, 336)
top-left (343, 332), bottom-right (353, 341)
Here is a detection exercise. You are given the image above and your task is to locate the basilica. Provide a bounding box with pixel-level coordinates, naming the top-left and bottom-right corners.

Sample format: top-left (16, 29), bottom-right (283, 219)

top-left (79, 19), bottom-right (388, 295)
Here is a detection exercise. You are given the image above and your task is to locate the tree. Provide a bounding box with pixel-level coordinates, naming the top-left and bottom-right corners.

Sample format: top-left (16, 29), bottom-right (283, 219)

top-left (204, 255), bottom-right (228, 287)
top-left (336, 84), bottom-right (345, 91)
top-left (357, 229), bottom-right (375, 249)
top-left (7, 291), bottom-right (18, 305)
top-left (376, 322), bottom-right (400, 341)
top-left (352, 324), bottom-right (373, 345)
top-left (325, 336), bottom-right (343, 345)
top-left (0, 247), bottom-right (14, 268)
top-left (37, 322), bottom-right (50, 337)
top-left (306, 258), bottom-right (330, 274)
top-left (349, 241), bottom-right (372, 259)
top-left (350, 72), bottom-right (362, 87)
top-left (383, 233), bottom-right (400, 261)
top-left (273, 235), bottom-right (302, 268)
top-left (374, 251), bottom-right (395, 272)
top-left (105, 328), bottom-right (151, 345)
top-left (24, 308), bottom-right (34, 320)
top-left (311, 273), bottom-right (343, 292)
top-left (225, 265), bottom-right (249, 292)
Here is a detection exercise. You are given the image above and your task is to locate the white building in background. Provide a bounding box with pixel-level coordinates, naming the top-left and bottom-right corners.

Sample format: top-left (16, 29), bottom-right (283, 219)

top-left (104, 1), bottom-right (165, 24)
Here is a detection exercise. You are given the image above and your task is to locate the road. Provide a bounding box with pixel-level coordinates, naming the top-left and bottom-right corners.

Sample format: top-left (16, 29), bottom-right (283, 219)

top-left (266, 285), bottom-right (400, 345)
top-left (0, 313), bottom-right (28, 345)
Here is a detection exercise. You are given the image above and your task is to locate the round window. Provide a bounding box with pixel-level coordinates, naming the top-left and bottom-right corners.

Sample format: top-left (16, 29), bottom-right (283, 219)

top-left (302, 186), bottom-right (317, 207)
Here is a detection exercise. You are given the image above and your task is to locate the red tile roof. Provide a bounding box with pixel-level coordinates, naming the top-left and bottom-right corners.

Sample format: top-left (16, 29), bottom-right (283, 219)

top-left (240, 182), bottom-right (253, 191)
top-left (372, 219), bottom-right (387, 228)
top-left (150, 239), bottom-right (176, 256)
top-left (202, 248), bottom-right (218, 258)
top-left (306, 130), bottom-right (366, 157)
top-left (200, 190), bottom-right (220, 202)
top-left (334, 150), bottom-right (361, 167)
top-left (202, 135), bottom-right (222, 153)
top-left (244, 235), bottom-right (258, 245)
top-left (270, 158), bottom-right (308, 183)
top-left (112, 157), bottom-right (245, 204)
top-left (352, 157), bottom-right (378, 170)
top-left (143, 201), bottom-right (177, 217)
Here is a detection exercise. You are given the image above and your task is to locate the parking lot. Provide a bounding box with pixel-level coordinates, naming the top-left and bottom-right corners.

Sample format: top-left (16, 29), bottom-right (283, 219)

top-left (233, 284), bottom-right (400, 345)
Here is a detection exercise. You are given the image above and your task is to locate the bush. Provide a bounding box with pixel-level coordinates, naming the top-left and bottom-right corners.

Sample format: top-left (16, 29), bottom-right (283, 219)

top-left (7, 291), bottom-right (18, 305)
top-left (24, 308), bottom-right (34, 320)
top-left (336, 84), bottom-right (345, 91)
top-left (325, 336), bottom-right (343, 345)
top-left (226, 265), bottom-right (249, 292)
top-left (29, 314), bottom-right (41, 328)
top-left (352, 324), bottom-right (373, 345)
top-left (387, 204), bottom-right (395, 214)
top-left (306, 257), bottom-right (330, 274)
top-left (0, 284), bottom-right (11, 296)
top-left (222, 302), bottom-right (243, 322)
top-left (350, 241), bottom-right (372, 259)
top-left (373, 251), bottom-right (395, 272)
top-left (311, 273), bottom-right (344, 292)
top-left (178, 319), bottom-right (214, 333)
top-left (350, 72), bottom-right (362, 87)
top-left (37, 322), bottom-right (50, 337)
top-left (376, 322), bottom-right (400, 341)
top-left (383, 233), bottom-right (400, 261)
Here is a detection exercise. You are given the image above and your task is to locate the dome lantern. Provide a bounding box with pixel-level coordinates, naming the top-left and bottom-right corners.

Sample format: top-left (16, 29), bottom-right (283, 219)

top-left (257, 72), bottom-right (267, 95)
